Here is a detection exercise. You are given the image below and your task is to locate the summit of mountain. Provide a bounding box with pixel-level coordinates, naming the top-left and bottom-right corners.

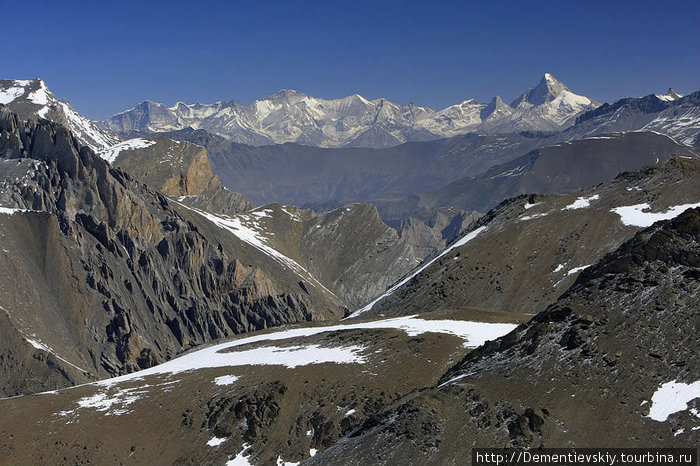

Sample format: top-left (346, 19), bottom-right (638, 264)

top-left (0, 78), bottom-right (118, 151)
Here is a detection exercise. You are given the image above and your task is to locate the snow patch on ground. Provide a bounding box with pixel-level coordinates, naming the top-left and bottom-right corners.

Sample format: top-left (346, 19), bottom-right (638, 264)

top-left (71, 314), bottom-right (517, 390)
top-left (207, 437), bottom-right (227, 447)
top-left (611, 203), bottom-right (700, 227)
top-left (563, 194), bottom-right (599, 210)
top-left (98, 138), bottom-right (156, 163)
top-left (0, 207), bottom-right (34, 215)
top-left (646, 380), bottom-right (700, 422)
top-left (55, 380), bottom-right (180, 418)
top-left (567, 265), bottom-right (591, 276)
top-left (27, 81), bottom-right (50, 106)
top-left (277, 457), bottom-right (299, 466)
top-left (519, 212), bottom-right (548, 221)
top-left (349, 226), bottom-right (487, 317)
top-left (213, 375), bottom-right (239, 386)
top-left (0, 85), bottom-right (25, 104)
top-left (227, 443), bottom-right (253, 465)
top-left (251, 208), bottom-right (273, 219)
top-left (215, 344), bottom-right (366, 369)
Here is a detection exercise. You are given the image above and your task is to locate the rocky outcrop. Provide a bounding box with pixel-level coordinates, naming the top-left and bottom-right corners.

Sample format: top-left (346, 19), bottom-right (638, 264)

top-left (101, 136), bottom-right (253, 215)
top-left (106, 137), bottom-right (214, 196)
top-left (301, 204), bottom-right (417, 308)
top-left (0, 108), bottom-right (343, 396)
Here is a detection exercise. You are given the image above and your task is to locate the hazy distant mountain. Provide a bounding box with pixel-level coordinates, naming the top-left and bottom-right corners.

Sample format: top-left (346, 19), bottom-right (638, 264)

top-left (377, 131), bottom-right (698, 217)
top-left (154, 128), bottom-right (560, 207)
top-left (0, 78), bottom-right (118, 151)
top-left (103, 74), bottom-right (598, 148)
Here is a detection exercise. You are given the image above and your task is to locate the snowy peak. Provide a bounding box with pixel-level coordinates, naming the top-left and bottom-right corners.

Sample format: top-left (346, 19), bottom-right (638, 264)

top-left (655, 88), bottom-right (684, 102)
top-left (480, 95), bottom-right (513, 120)
top-left (0, 78), bottom-right (119, 151)
top-left (511, 73), bottom-right (570, 108)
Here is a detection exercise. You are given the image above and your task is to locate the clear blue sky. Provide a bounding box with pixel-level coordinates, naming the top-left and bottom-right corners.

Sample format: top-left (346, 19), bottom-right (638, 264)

top-left (2, 0), bottom-right (698, 120)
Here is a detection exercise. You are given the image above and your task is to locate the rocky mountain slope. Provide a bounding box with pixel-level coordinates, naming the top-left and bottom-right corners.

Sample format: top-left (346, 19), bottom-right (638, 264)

top-left (0, 108), bottom-right (346, 397)
top-left (1, 174), bottom-right (696, 465)
top-left (103, 74), bottom-right (597, 148)
top-left (352, 156), bottom-right (700, 319)
top-left (377, 131), bottom-right (697, 216)
top-left (0, 79), bottom-right (119, 151)
top-left (566, 90), bottom-right (700, 146)
top-left (311, 207), bottom-right (700, 464)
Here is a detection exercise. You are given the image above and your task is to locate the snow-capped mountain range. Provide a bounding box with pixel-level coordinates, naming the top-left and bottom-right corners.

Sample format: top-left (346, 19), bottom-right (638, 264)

top-left (103, 73), bottom-right (600, 148)
top-left (0, 79), bottom-right (119, 151)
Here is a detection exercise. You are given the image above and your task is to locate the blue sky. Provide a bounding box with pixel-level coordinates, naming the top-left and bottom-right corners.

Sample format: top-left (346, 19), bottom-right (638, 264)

top-left (2, 0), bottom-right (698, 119)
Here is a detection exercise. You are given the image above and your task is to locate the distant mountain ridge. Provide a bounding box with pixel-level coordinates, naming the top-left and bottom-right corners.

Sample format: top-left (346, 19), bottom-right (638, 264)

top-left (567, 89), bottom-right (700, 146)
top-left (103, 74), bottom-right (599, 148)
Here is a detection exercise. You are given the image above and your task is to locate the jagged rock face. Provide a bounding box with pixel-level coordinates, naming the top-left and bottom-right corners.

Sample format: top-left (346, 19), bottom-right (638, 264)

top-left (310, 208), bottom-right (700, 464)
top-left (300, 204), bottom-right (417, 309)
top-left (378, 131), bottom-right (698, 216)
top-left (0, 108), bottom-right (343, 396)
top-left (103, 74), bottom-right (596, 148)
top-left (355, 157), bottom-right (700, 319)
top-left (0, 79), bottom-right (119, 151)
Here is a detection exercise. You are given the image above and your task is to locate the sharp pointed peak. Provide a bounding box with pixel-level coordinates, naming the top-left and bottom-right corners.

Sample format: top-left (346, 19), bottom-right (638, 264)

top-left (538, 72), bottom-right (568, 90)
top-left (543, 72), bottom-right (560, 83)
top-left (667, 88), bottom-right (682, 99)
